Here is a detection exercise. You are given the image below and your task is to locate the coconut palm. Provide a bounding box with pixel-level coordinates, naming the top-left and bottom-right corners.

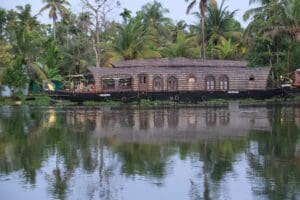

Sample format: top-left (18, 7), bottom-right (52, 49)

top-left (279, 0), bottom-right (300, 74)
top-left (39, 0), bottom-right (70, 40)
top-left (185, 0), bottom-right (216, 59)
top-left (113, 16), bottom-right (161, 60)
top-left (213, 37), bottom-right (239, 59)
top-left (140, 1), bottom-right (171, 46)
top-left (120, 8), bottom-right (132, 23)
top-left (8, 5), bottom-right (48, 84)
top-left (243, 0), bottom-right (282, 21)
top-left (245, 0), bottom-right (299, 74)
top-left (160, 31), bottom-right (198, 58)
top-left (205, 0), bottom-right (239, 45)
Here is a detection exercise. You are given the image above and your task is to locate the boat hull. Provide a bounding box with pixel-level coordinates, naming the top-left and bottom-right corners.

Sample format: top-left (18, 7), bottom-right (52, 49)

top-left (46, 89), bottom-right (284, 103)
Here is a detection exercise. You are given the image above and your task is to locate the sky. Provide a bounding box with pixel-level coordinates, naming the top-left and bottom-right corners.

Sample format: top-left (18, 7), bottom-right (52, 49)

top-left (0, 0), bottom-right (257, 27)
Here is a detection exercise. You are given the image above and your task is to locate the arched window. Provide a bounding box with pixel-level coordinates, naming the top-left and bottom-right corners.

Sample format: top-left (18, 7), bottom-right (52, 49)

top-left (188, 75), bottom-right (196, 91)
top-left (188, 76), bottom-right (196, 84)
top-left (205, 76), bottom-right (215, 91)
top-left (167, 76), bottom-right (178, 91)
top-left (153, 76), bottom-right (163, 91)
top-left (219, 75), bottom-right (229, 91)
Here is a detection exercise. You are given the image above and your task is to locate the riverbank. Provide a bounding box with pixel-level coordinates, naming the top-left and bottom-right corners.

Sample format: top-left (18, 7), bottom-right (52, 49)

top-left (0, 93), bottom-right (300, 108)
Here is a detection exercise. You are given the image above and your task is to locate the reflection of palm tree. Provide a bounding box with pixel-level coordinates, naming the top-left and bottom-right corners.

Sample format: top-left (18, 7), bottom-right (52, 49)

top-left (189, 138), bottom-right (246, 199)
top-left (203, 172), bottom-right (210, 200)
top-left (0, 107), bottom-right (45, 185)
top-left (112, 143), bottom-right (174, 179)
top-left (46, 153), bottom-right (73, 200)
top-left (247, 107), bottom-right (300, 199)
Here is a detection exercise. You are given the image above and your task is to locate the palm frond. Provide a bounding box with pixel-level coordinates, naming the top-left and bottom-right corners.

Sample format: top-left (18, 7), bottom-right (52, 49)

top-left (186, 0), bottom-right (197, 14)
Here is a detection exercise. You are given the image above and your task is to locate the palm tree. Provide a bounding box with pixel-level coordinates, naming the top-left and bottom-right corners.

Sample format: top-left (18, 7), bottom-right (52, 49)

top-left (205, 0), bottom-right (239, 45)
top-left (160, 31), bottom-right (198, 58)
top-left (39, 0), bottom-right (70, 40)
top-left (12, 5), bottom-right (48, 82)
top-left (213, 37), bottom-right (239, 59)
top-left (12, 5), bottom-right (40, 62)
top-left (245, 0), bottom-right (299, 74)
top-left (140, 1), bottom-right (171, 46)
top-left (120, 8), bottom-right (132, 23)
top-left (243, 0), bottom-right (282, 21)
top-left (185, 0), bottom-right (216, 60)
top-left (281, 0), bottom-right (300, 74)
top-left (113, 16), bottom-right (161, 60)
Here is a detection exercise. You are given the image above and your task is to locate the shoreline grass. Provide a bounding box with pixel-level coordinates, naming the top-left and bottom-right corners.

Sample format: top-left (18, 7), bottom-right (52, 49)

top-left (0, 93), bottom-right (299, 107)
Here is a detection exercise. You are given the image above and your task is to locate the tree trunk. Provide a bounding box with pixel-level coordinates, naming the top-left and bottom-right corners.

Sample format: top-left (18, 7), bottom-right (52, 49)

top-left (94, 13), bottom-right (101, 67)
top-left (286, 40), bottom-right (293, 77)
top-left (200, 1), bottom-right (206, 60)
top-left (92, 37), bottom-right (100, 68)
top-left (53, 18), bottom-right (56, 40)
top-left (201, 16), bottom-right (206, 60)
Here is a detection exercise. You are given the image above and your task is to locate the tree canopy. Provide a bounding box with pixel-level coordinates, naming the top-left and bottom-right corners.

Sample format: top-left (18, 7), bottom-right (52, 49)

top-left (0, 0), bottom-right (299, 92)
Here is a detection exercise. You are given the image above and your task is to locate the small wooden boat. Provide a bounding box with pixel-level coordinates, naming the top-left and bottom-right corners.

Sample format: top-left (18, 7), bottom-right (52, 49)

top-left (45, 58), bottom-right (286, 102)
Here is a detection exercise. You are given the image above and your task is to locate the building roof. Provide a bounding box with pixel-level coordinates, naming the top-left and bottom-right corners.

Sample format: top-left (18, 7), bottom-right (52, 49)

top-left (111, 57), bottom-right (248, 68)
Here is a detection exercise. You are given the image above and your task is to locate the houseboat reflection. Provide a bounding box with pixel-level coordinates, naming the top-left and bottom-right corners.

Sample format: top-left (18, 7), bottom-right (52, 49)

top-left (296, 107), bottom-right (300, 128)
top-left (58, 107), bottom-right (272, 143)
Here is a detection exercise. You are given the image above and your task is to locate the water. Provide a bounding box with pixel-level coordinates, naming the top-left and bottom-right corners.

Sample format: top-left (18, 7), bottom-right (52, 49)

top-left (0, 105), bottom-right (300, 200)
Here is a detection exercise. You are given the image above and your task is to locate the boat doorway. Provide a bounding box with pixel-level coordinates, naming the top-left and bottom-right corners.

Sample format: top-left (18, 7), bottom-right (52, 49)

top-left (248, 75), bottom-right (255, 90)
top-left (138, 74), bottom-right (148, 92)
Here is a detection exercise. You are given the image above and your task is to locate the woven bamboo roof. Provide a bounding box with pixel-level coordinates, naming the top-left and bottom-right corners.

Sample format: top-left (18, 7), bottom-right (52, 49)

top-left (111, 58), bottom-right (248, 68)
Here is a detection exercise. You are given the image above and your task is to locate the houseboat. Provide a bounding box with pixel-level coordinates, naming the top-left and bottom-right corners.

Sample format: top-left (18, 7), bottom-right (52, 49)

top-left (293, 69), bottom-right (300, 87)
top-left (46, 58), bottom-right (284, 102)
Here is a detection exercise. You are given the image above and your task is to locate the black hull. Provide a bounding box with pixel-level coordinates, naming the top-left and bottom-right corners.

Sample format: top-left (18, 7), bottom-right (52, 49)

top-left (46, 89), bottom-right (284, 103)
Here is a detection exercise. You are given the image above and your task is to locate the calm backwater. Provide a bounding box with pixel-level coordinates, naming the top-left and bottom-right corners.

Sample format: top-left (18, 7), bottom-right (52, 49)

top-left (0, 105), bottom-right (300, 200)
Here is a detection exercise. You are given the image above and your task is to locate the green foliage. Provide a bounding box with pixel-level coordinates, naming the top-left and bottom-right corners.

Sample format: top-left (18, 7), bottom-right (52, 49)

top-left (0, 0), bottom-right (299, 94)
top-left (112, 15), bottom-right (161, 60)
top-left (1, 58), bottom-right (28, 95)
top-left (160, 31), bottom-right (199, 58)
top-left (244, 0), bottom-right (300, 75)
top-left (205, 0), bottom-right (239, 45)
top-left (42, 39), bottom-right (62, 69)
top-left (0, 43), bottom-right (13, 68)
top-left (212, 38), bottom-right (239, 59)
top-left (140, 1), bottom-right (171, 45)
top-left (44, 65), bottom-right (63, 82)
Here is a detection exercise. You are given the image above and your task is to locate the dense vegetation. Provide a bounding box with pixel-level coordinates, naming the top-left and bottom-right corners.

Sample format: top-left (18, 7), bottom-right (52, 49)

top-left (0, 0), bottom-right (299, 94)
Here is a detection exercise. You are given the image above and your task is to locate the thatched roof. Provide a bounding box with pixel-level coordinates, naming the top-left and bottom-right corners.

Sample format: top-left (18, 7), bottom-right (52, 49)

top-left (111, 58), bottom-right (248, 68)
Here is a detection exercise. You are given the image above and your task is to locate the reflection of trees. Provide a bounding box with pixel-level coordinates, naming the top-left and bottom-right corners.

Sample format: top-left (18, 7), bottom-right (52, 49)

top-left (112, 143), bottom-right (175, 180)
top-left (2, 106), bottom-right (300, 199)
top-left (0, 107), bottom-right (45, 185)
top-left (179, 138), bottom-right (246, 200)
top-left (247, 107), bottom-right (300, 200)
top-left (0, 107), bottom-right (99, 199)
